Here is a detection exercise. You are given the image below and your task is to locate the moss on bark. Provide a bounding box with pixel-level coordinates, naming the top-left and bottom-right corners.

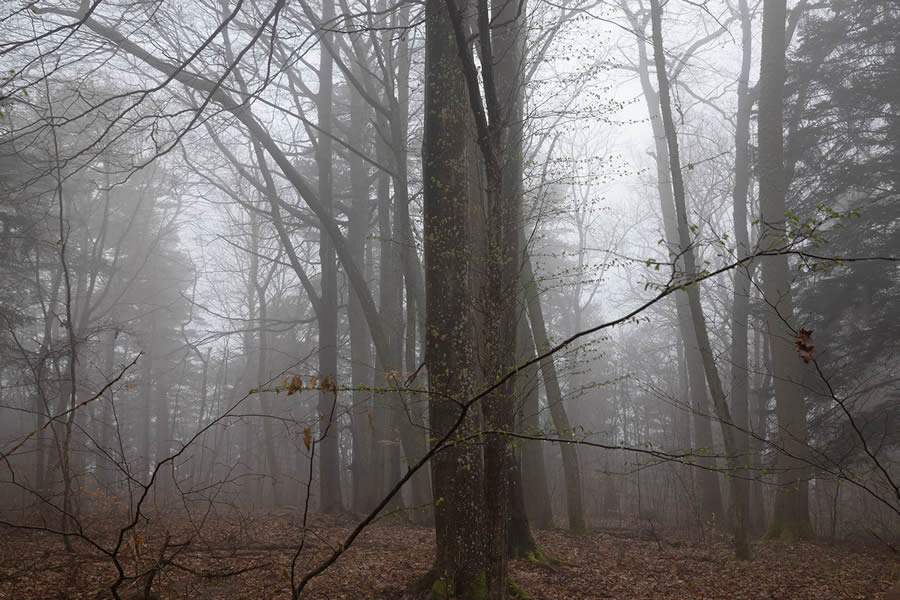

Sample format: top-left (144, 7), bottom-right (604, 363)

top-left (508, 580), bottom-right (533, 599)
top-left (414, 568), bottom-right (488, 600)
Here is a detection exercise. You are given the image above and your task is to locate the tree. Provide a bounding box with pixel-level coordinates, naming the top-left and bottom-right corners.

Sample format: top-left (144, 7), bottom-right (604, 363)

top-left (617, 1), bottom-right (725, 521)
top-left (315, 0), bottom-right (343, 515)
top-left (421, 0), bottom-right (488, 594)
top-left (758, 0), bottom-right (814, 541)
top-left (649, 0), bottom-right (750, 559)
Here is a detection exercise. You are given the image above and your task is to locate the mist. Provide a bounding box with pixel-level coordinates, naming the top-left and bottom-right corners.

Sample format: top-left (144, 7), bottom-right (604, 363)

top-left (0, 1), bottom-right (897, 598)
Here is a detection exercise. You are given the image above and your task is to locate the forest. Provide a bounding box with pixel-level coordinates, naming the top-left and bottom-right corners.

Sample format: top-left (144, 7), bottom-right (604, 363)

top-left (0, 0), bottom-right (898, 598)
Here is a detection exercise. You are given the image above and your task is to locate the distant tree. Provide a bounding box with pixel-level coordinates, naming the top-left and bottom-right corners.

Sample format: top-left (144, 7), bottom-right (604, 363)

top-left (786, 0), bottom-right (900, 517)
top-left (789, 0), bottom-right (900, 381)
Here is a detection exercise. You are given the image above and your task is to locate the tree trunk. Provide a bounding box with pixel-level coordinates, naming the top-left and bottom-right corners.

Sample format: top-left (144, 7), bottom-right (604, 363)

top-left (386, 6), bottom-right (433, 520)
top-left (631, 23), bottom-right (723, 522)
top-left (729, 0), bottom-right (754, 548)
top-left (517, 315), bottom-right (553, 529)
top-left (316, 0), bottom-right (343, 514)
top-left (347, 81), bottom-right (375, 515)
top-left (373, 130), bottom-right (405, 515)
top-left (521, 252), bottom-right (586, 534)
top-left (758, 0), bottom-right (813, 541)
top-left (422, 0), bottom-right (488, 594)
top-left (256, 281), bottom-right (282, 506)
top-left (98, 325), bottom-right (116, 489)
top-left (649, 0), bottom-right (750, 559)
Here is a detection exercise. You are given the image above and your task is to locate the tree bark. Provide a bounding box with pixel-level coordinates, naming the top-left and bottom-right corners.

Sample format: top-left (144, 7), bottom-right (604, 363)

top-left (758, 0), bottom-right (813, 541)
top-left (422, 0), bottom-right (488, 595)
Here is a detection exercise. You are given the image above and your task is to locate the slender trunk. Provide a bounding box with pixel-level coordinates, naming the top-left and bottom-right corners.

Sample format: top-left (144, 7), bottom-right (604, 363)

top-left (729, 0), bottom-right (754, 548)
top-left (521, 251), bottom-right (586, 533)
top-left (98, 325), bottom-right (116, 489)
top-left (373, 130), bottom-right (404, 514)
top-left (516, 314), bottom-right (553, 529)
top-left (34, 260), bottom-right (62, 494)
top-left (347, 82), bottom-right (375, 515)
top-left (632, 29), bottom-right (723, 522)
top-left (649, 0), bottom-right (750, 559)
top-left (385, 7), bottom-right (432, 519)
top-left (256, 284), bottom-right (281, 506)
top-left (749, 317), bottom-right (769, 533)
top-left (153, 332), bottom-right (170, 502)
top-left (141, 325), bottom-right (154, 484)
top-left (316, 0), bottom-right (343, 514)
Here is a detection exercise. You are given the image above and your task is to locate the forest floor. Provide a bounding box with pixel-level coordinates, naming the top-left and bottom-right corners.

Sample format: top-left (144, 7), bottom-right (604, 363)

top-left (0, 510), bottom-right (897, 599)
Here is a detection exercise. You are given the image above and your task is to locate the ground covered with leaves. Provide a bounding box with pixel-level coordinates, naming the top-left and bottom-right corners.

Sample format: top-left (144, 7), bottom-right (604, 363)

top-left (0, 510), bottom-right (896, 599)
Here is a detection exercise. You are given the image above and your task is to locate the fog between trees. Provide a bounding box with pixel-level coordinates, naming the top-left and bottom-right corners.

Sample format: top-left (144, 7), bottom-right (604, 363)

top-left (0, 0), bottom-right (898, 598)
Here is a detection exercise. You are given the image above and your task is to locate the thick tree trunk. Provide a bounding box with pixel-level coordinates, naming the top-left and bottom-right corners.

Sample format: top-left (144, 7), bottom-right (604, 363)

top-left (422, 0), bottom-right (488, 595)
top-left (486, 0), bottom-right (536, 567)
top-left (758, 0), bottom-right (813, 541)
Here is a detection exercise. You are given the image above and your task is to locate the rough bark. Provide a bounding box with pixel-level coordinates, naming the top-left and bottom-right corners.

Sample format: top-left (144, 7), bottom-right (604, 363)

top-left (486, 0), bottom-right (535, 569)
top-left (422, 0), bottom-right (487, 594)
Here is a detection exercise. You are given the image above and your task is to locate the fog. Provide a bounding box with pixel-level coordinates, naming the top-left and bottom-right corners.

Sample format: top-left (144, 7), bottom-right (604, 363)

top-left (0, 1), bottom-right (897, 598)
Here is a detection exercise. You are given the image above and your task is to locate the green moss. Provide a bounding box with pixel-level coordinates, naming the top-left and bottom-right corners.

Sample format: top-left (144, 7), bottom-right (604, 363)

top-left (458, 570), bottom-right (487, 600)
top-left (431, 577), bottom-right (453, 599)
top-left (523, 546), bottom-right (560, 568)
top-left (412, 569), bottom-right (441, 595)
top-left (421, 570), bottom-right (487, 600)
top-left (508, 580), bottom-right (533, 600)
